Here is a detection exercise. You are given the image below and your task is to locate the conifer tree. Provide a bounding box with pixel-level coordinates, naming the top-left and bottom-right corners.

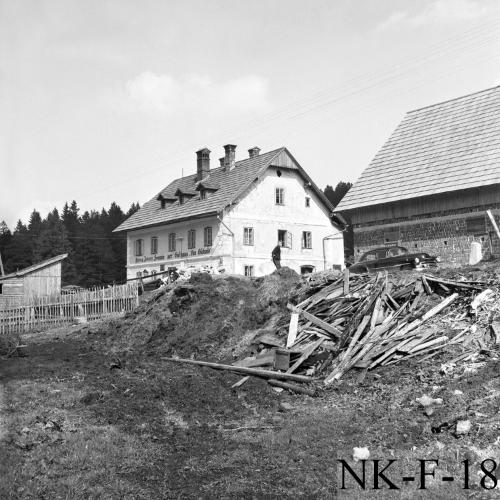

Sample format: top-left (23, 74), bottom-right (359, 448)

top-left (5, 221), bottom-right (32, 272)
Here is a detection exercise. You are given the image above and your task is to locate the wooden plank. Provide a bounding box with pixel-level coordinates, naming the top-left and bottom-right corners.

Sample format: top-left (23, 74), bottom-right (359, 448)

top-left (424, 276), bottom-right (484, 291)
top-left (162, 357), bottom-right (315, 382)
top-left (343, 268), bottom-right (350, 295)
top-left (286, 338), bottom-right (324, 374)
top-left (491, 322), bottom-right (500, 344)
top-left (287, 312), bottom-right (299, 348)
top-left (288, 304), bottom-right (341, 338)
top-left (231, 376), bottom-right (250, 388)
top-left (421, 276), bottom-right (432, 295)
top-left (487, 210), bottom-right (500, 240)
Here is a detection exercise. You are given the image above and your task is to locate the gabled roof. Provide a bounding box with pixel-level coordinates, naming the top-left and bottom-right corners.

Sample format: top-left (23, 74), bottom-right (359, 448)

top-left (114, 147), bottom-right (338, 232)
top-left (337, 85), bottom-right (500, 212)
top-left (0, 253), bottom-right (67, 281)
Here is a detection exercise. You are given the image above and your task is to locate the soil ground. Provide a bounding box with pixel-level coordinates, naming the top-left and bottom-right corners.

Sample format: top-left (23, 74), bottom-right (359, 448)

top-left (1, 269), bottom-right (500, 498)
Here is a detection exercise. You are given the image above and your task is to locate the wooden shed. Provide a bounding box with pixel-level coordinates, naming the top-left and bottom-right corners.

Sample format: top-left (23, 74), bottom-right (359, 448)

top-left (0, 254), bottom-right (67, 306)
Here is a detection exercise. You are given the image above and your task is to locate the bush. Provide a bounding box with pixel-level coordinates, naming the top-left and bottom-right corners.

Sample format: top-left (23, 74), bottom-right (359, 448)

top-left (0, 331), bottom-right (21, 357)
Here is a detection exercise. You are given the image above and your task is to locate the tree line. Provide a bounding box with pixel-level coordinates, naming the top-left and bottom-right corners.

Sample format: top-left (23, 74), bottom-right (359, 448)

top-left (0, 181), bottom-right (352, 287)
top-left (0, 201), bottom-right (139, 287)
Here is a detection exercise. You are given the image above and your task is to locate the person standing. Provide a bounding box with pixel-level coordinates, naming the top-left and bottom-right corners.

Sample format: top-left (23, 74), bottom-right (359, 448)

top-left (271, 242), bottom-right (282, 269)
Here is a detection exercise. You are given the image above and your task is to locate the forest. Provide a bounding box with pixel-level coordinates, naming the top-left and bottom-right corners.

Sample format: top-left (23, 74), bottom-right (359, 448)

top-left (0, 182), bottom-right (351, 287)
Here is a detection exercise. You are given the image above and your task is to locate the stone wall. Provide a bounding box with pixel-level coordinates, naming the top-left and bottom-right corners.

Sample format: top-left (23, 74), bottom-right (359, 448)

top-left (353, 210), bottom-right (500, 266)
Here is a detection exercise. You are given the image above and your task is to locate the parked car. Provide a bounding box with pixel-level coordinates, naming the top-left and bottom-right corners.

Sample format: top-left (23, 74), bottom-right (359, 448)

top-left (349, 246), bottom-right (440, 274)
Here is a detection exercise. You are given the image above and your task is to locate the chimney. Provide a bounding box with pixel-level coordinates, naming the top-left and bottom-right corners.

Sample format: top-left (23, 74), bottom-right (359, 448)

top-left (196, 148), bottom-right (210, 181)
top-left (223, 144), bottom-right (236, 171)
top-left (248, 146), bottom-right (260, 159)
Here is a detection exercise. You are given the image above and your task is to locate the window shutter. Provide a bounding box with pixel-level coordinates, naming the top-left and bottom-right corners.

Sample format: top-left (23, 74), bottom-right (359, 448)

top-left (286, 231), bottom-right (292, 249)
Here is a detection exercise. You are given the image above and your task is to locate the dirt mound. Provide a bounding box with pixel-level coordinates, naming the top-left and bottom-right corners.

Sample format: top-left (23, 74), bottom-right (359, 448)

top-left (90, 273), bottom-right (296, 359)
top-left (254, 266), bottom-right (301, 306)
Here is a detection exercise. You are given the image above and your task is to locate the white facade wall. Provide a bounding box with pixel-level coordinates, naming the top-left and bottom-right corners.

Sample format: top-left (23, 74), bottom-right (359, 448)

top-left (126, 216), bottom-right (227, 280)
top-left (222, 168), bottom-right (344, 276)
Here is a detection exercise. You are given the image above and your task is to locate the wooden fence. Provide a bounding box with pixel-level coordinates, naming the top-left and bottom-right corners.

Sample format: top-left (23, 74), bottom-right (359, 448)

top-left (0, 283), bottom-right (139, 335)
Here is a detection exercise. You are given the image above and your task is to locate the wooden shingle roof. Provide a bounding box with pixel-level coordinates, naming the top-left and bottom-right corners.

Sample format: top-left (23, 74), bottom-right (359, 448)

top-left (336, 85), bottom-right (500, 212)
top-left (0, 254), bottom-right (67, 281)
top-left (115, 148), bottom-right (289, 232)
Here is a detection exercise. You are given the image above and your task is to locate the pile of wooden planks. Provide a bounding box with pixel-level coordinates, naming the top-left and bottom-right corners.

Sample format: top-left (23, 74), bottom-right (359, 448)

top-left (285, 270), bottom-right (496, 384)
top-left (163, 270), bottom-right (498, 392)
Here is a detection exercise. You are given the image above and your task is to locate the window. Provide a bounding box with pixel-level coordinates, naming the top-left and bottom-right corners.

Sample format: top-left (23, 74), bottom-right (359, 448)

top-left (204, 226), bottom-right (213, 247)
top-left (0, 284), bottom-right (3, 294)
top-left (384, 229), bottom-right (400, 244)
top-left (305, 197), bottom-right (310, 207)
top-left (302, 231), bottom-right (312, 249)
top-left (278, 229), bottom-right (292, 249)
top-left (244, 265), bottom-right (254, 277)
top-left (160, 264), bottom-right (165, 272)
top-left (134, 239), bottom-right (143, 256)
top-left (168, 233), bottom-right (176, 252)
top-left (188, 229), bottom-right (196, 249)
top-left (200, 190), bottom-right (207, 200)
top-left (300, 265), bottom-right (314, 275)
top-left (275, 188), bottom-right (284, 205)
top-left (466, 216), bottom-right (486, 235)
top-left (243, 227), bottom-right (254, 246)
top-left (151, 236), bottom-right (158, 254)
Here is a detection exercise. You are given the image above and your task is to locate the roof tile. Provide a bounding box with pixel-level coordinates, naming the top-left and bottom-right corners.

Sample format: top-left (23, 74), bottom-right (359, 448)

top-left (337, 86), bottom-right (500, 211)
top-left (114, 148), bottom-right (284, 232)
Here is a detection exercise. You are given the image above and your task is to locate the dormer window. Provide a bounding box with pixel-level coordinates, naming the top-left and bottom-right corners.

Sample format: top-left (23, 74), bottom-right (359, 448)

top-left (195, 180), bottom-right (219, 199)
top-left (157, 194), bottom-right (177, 209)
top-left (174, 187), bottom-right (197, 205)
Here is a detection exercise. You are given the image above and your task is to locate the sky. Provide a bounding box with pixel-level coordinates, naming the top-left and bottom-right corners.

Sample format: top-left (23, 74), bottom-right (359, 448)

top-left (1, 0), bottom-right (500, 229)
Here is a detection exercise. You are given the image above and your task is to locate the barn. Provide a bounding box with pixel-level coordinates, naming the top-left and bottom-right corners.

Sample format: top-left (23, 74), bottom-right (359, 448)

top-left (336, 86), bottom-right (500, 266)
top-left (0, 254), bottom-right (67, 306)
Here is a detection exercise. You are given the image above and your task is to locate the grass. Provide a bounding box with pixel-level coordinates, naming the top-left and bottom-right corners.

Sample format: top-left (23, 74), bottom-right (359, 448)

top-left (2, 300), bottom-right (500, 497)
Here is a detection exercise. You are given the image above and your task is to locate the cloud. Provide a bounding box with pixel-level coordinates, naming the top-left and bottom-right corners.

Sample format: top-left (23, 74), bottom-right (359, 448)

top-left (376, 0), bottom-right (493, 31)
top-left (115, 72), bottom-right (270, 116)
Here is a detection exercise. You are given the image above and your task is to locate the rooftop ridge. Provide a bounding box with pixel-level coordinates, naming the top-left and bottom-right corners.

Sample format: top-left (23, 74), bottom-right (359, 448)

top-left (407, 84), bottom-right (500, 115)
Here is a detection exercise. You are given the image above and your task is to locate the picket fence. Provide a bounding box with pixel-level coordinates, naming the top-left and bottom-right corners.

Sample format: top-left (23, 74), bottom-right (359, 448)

top-left (0, 283), bottom-right (139, 335)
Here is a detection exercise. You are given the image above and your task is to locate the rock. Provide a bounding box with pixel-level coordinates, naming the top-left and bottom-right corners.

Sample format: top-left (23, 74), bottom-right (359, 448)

top-left (456, 420), bottom-right (471, 436)
top-left (279, 402), bottom-right (293, 412)
top-left (453, 389), bottom-right (463, 396)
top-left (416, 394), bottom-right (443, 408)
top-left (353, 447), bottom-right (370, 462)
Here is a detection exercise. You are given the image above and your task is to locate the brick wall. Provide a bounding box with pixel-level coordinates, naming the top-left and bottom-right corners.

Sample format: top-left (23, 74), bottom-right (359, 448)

top-left (353, 210), bottom-right (500, 266)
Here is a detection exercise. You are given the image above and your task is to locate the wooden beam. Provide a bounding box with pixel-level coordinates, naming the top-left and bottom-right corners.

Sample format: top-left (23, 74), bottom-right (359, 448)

top-left (287, 338), bottom-right (324, 374)
top-left (487, 210), bottom-right (500, 241)
top-left (287, 304), bottom-right (341, 338)
top-left (162, 357), bottom-right (315, 382)
top-left (343, 268), bottom-right (350, 295)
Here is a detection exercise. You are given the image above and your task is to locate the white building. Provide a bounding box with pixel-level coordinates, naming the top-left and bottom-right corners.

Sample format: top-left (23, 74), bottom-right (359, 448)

top-left (114, 145), bottom-right (345, 278)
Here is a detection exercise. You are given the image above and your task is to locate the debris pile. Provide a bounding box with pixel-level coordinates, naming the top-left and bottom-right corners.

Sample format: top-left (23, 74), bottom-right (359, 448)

top-left (167, 268), bottom-right (500, 391)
